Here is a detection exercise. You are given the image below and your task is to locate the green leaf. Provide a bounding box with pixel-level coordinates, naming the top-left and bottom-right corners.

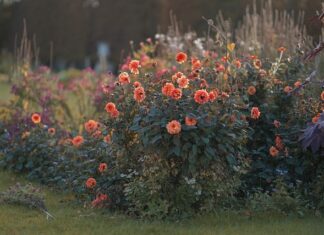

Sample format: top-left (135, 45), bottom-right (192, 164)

top-left (150, 134), bottom-right (162, 144)
top-left (173, 136), bottom-right (181, 146)
top-left (226, 154), bottom-right (236, 167)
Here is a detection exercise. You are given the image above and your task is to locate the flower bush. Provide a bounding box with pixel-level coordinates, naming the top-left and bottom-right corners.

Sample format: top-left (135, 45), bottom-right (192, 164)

top-left (1, 7), bottom-right (324, 219)
top-left (98, 48), bottom-right (253, 218)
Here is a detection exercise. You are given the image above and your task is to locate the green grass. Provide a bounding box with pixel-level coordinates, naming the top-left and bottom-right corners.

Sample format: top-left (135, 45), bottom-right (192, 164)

top-left (0, 171), bottom-right (323, 235)
top-left (0, 78), bottom-right (11, 102)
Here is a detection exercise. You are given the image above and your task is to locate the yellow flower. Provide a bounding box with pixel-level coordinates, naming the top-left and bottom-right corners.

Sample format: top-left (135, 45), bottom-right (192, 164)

top-left (227, 43), bottom-right (236, 52)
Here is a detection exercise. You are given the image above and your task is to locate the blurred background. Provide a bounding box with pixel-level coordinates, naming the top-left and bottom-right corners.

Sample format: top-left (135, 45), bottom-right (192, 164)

top-left (0, 0), bottom-right (323, 71)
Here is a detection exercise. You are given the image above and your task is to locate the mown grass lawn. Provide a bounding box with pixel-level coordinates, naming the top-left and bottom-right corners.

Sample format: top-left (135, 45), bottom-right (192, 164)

top-left (0, 171), bottom-right (323, 235)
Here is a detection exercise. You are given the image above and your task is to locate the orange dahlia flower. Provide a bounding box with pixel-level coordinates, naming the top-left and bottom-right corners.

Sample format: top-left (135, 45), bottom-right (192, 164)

top-left (177, 76), bottom-right (189, 88)
top-left (247, 86), bottom-right (256, 96)
top-left (166, 120), bottom-right (181, 135)
top-left (118, 72), bottom-right (130, 85)
top-left (103, 135), bottom-right (111, 143)
top-left (221, 92), bottom-right (229, 99)
top-left (133, 81), bottom-right (142, 88)
top-left (209, 90), bottom-right (218, 102)
top-left (284, 86), bottom-right (292, 93)
top-left (129, 60), bottom-right (141, 74)
top-left (185, 117), bottom-right (197, 126)
top-left (194, 89), bottom-right (209, 104)
top-left (215, 62), bottom-right (225, 73)
top-left (250, 107), bottom-right (261, 119)
top-left (275, 136), bottom-right (284, 150)
top-left (200, 79), bottom-right (208, 88)
top-left (234, 59), bottom-right (241, 68)
top-left (48, 128), bottom-right (56, 135)
top-left (162, 82), bottom-right (175, 96)
top-left (134, 86), bottom-right (146, 102)
top-left (84, 120), bottom-right (98, 133)
top-left (176, 52), bottom-right (187, 64)
top-left (191, 57), bottom-right (202, 70)
top-left (172, 72), bottom-right (184, 82)
top-left (98, 163), bottom-right (107, 173)
top-left (85, 177), bottom-right (96, 189)
top-left (105, 102), bottom-right (116, 113)
top-left (110, 109), bottom-right (119, 118)
top-left (171, 88), bottom-right (182, 100)
top-left (253, 59), bottom-right (262, 69)
top-left (91, 193), bottom-right (109, 208)
top-left (92, 130), bottom-right (102, 138)
top-left (72, 135), bottom-right (84, 147)
top-left (269, 146), bottom-right (279, 157)
top-left (312, 113), bottom-right (320, 124)
top-left (294, 81), bottom-right (302, 88)
top-left (31, 113), bottom-right (41, 124)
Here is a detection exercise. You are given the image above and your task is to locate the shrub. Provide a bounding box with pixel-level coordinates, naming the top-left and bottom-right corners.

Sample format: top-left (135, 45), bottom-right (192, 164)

top-left (1, 3), bottom-right (324, 219)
